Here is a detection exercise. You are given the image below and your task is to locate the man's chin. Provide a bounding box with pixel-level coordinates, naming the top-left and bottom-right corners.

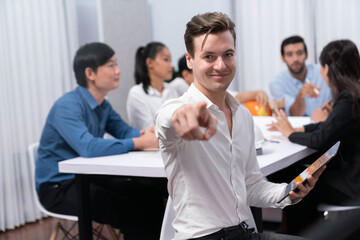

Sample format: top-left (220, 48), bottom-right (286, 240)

top-left (211, 84), bottom-right (231, 92)
top-left (289, 66), bottom-right (305, 75)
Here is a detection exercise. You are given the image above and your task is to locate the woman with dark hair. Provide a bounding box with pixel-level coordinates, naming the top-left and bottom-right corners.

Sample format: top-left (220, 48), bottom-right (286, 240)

top-left (270, 40), bottom-right (360, 236)
top-left (126, 42), bottom-right (179, 130)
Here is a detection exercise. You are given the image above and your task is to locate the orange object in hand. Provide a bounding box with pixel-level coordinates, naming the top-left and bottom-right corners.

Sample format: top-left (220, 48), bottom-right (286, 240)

top-left (244, 100), bottom-right (271, 116)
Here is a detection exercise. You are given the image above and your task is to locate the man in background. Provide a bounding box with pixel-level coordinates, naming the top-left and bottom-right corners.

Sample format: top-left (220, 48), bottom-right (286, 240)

top-left (36, 42), bottom-right (166, 240)
top-left (270, 35), bottom-right (331, 116)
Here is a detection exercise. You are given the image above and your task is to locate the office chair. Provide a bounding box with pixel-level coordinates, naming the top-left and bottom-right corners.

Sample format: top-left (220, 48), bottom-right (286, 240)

top-left (160, 196), bottom-right (258, 240)
top-left (28, 142), bottom-right (121, 240)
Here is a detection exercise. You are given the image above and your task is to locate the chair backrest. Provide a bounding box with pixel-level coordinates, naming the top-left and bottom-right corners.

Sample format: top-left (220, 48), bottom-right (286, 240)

top-left (160, 197), bottom-right (257, 240)
top-left (28, 142), bottom-right (78, 221)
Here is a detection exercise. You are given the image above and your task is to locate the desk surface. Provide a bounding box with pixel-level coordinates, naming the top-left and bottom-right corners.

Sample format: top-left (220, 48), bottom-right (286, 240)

top-left (59, 116), bottom-right (315, 177)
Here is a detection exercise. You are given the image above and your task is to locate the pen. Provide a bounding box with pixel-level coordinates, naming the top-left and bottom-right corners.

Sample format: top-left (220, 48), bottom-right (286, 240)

top-left (305, 79), bottom-right (320, 95)
top-left (265, 138), bottom-right (280, 143)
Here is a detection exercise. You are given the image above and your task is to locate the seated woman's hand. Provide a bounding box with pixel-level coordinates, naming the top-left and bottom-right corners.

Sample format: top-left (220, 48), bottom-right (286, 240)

top-left (269, 108), bottom-right (295, 138)
top-left (311, 108), bottom-right (328, 123)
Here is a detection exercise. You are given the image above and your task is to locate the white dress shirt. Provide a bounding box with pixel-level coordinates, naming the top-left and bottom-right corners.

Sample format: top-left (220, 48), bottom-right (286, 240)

top-left (126, 82), bottom-right (180, 130)
top-left (155, 84), bottom-right (291, 240)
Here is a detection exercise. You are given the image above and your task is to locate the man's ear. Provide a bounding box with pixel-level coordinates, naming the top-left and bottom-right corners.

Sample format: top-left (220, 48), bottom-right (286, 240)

top-left (185, 51), bottom-right (193, 70)
top-left (85, 67), bottom-right (95, 82)
top-left (281, 55), bottom-right (285, 63)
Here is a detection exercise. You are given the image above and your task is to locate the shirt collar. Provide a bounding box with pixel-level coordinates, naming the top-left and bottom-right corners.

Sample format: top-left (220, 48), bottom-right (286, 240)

top-left (78, 86), bottom-right (99, 110)
top-left (147, 83), bottom-right (170, 97)
top-left (187, 84), bottom-right (240, 112)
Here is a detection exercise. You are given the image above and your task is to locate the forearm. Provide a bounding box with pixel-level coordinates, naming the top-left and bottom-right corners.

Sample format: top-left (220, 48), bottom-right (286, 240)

top-left (294, 126), bottom-right (305, 132)
top-left (235, 91), bottom-right (257, 103)
top-left (290, 92), bottom-right (306, 116)
top-left (75, 137), bottom-right (135, 157)
top-left (132, 137), bottom-right (144, 150)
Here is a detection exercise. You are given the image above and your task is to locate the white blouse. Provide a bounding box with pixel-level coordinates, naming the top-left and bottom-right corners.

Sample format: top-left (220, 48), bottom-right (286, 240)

top-left (126, 82), bottom-right (180, 130)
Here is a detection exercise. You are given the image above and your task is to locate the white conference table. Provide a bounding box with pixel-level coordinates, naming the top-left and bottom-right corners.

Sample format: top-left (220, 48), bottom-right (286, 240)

top-left (59, 116), bottom-right (315, 240)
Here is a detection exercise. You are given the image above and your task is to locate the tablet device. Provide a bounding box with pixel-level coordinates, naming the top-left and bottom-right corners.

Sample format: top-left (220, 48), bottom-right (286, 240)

top-left (277, 141), bottom-right (340, 204)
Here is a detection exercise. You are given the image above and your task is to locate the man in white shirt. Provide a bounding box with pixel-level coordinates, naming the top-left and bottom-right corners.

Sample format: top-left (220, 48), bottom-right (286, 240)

top-left (156, 12), bottom-right (323, 240)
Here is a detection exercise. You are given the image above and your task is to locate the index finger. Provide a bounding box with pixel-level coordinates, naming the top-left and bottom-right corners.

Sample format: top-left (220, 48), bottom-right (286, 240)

top-left (196, 102), bottom-right (209, 124)
top-left (203, 115), bottom-right (217, 140)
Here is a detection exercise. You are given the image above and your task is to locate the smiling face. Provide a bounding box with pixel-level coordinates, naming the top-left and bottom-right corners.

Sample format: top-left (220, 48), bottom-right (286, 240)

top-left (186, 30), bottom-right (236, 95)
top-left (147, 47), bottom-right (173, 82)
top-left (282, 43), bottom-right (307, 75)
top-left (86, 56), bottom-right (121, 95)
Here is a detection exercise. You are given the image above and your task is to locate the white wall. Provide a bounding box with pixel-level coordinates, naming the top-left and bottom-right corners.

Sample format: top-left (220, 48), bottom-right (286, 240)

top-left (75, 0), bottom-right (102, 45)
top-left (102, 0), bottom-right (149, 120)
top-left (315, 0), bottom-right (360, 59)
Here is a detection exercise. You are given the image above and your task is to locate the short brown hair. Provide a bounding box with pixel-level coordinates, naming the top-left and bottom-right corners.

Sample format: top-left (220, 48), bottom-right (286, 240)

top-left (184, 12), bottom-right (236, 57)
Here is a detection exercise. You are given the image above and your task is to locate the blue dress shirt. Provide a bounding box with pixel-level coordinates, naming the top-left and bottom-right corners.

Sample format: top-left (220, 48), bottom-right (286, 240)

top-left (35, 86), bottom-right (140, 193)
top-left (269, 64), bottom-right (332, 116)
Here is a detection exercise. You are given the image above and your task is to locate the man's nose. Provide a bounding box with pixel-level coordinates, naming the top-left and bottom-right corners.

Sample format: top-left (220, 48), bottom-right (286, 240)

top-left (116, 66), bottom-right (121, 75)
top-left (293, 54), bottom-right (300, 62)
top-left (214, 57), bottom-right (226, 71)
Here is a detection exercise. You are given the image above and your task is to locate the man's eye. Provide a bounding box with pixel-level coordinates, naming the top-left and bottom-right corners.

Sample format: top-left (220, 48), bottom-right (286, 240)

top-left (205, 55), bottom-right (213, 60)
top-left (296, 51), bottom-right (304, 56)
top-left (225, 53), bottom-right (234, 58)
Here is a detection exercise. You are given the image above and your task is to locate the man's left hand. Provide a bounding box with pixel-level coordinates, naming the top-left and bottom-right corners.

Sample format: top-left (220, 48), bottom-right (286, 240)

top-left (289, 165), bottom-right (326, 203)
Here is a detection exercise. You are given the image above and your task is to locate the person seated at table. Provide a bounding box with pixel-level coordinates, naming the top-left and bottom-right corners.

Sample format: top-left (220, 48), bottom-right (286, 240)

top-left (269, 39), bottom-right (360, 236)
top-left (36, 42), bottom-right (167, 240)
top-left (126, 41), bottom-right (180, 130)
top-left (170, 54), bottom-right (195, 96)
top-left (269, 35), bottom-right (332, 117)
top-left (156, 11), bottom-right (324, 240)
top-left (173, 54), bottom-right (270, 112)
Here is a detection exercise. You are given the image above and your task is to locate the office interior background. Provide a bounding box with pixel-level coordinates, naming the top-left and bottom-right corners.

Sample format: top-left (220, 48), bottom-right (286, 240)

top-left (1, 0), bottom-right (360, 232)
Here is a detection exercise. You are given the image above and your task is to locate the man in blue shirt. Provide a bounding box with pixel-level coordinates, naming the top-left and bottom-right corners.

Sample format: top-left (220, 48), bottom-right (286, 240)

top-left (36, 42), bottom-right (166, 240)
top-left (270, 36), bottom-right (331, 116)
